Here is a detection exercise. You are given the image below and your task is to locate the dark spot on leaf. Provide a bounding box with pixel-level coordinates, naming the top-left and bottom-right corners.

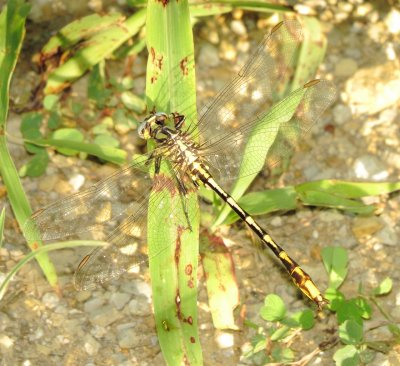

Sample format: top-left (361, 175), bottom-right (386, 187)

top-left (152, 174), bottom-right (177, 195)
top-left (156, 0), bottom-right (169, 6)
top-left (180, 56), bottom-right (188, 76)
top-left (185, 264), bottom-right (192, 275)
top-left (187, 279), bottom-right (194, 288)
top-left (175, 226), bottom-right (184, 265)
top-left (187, 316), bottom-right (193, 325)
top-left (190, 337), bottom-right (195, 343)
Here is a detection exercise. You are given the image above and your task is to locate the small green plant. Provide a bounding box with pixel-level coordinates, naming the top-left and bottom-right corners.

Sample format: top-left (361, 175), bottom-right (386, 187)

top-left (243, 293), bottom-right (315, 364)
top-left (243, 247), bottom-right (398, 365)
top-left (322, 247), bottom-right (398, 365)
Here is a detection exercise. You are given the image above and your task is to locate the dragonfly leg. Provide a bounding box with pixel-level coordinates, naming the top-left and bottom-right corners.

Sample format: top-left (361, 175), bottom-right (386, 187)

top-left (174, 172), bottom-right (193, 231)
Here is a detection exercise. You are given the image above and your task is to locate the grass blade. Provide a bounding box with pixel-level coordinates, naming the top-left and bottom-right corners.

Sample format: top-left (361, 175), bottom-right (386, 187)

top-left (43, 9), bottom-right (146, 94)
top-left (0, 1), bottom-right (58, 287)
top-left (0, 240), bottom-right (106, 300)
top-left (25, 138), bottom-right (127, 165)
top-left (145, 1), bottom-right (202, 364)
top-left (0, 207), bottom-right (5, 248)
top-left (223, 179), bottom-right (400, 225)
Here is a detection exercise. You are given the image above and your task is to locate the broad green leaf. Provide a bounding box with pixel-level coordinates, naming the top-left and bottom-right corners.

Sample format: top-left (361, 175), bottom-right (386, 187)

top-left (339, 320), bottom-right (363, 345)
top-left (94, 134), bottom-right (120, 148)
top-left (223, 186), bottom-right (297, 225)
top-left (354, 297), bottom-right (372, 319)
top-left (92, 123), bottom-right (110, 135)
top-left (20, 113), bottom-right (44, 154)
top-left (373, 277), bottom-right (393, 296)
top-left (120, 91), bottom-right (146, 113)
top-left (333, 345), bottom-right (361, 366)
top-left (271, 346), bottom-right (294, 363)
top-left (284, 309), bottom-right (315, 330)
top-left (322, 246), bottom-right (348, 290)
top-left (19, 150), bottom-right (49, 177)
top-left (336, 299), bottom-right (365, 326)
top-left (252, 337), bottom-right (267, 354)
top-left (71, 101), bottom-right (84, 115)
top-left (43, 94), bottom-right (59, 110)
top-left (52, 128), bottom-right (84, 156)
top-left (270, 325), bottom-right (290, 341)
top-left (260, 294), bottom-right (286, 321)
top-left (20, 112), bottom-right (42, 140)
top-left (324, 288), bottom-right (346, 311)
top-left (47, 111), bottom-right (61, 129)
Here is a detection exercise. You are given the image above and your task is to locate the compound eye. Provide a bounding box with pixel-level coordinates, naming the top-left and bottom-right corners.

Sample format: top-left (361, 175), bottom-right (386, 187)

top-left (155, 113), bottom-right (167, 125)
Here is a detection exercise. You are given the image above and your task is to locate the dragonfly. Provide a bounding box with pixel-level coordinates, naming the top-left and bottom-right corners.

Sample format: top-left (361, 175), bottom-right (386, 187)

top-left (25, 19), bottom-right (336, 309)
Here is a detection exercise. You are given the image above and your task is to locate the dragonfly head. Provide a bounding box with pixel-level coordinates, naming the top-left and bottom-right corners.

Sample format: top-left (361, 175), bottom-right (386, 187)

top-left (138, 112), bottom-right (169, 140)
top-left (138, 112), bottom-right (186, 140)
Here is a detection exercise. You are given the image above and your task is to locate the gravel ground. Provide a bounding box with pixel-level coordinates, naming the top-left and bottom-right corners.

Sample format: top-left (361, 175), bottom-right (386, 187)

top-left (1, 1), bottom-right (400, 365)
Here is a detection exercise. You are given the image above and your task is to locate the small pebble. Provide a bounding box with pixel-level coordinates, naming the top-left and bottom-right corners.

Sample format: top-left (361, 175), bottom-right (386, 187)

top-left (110, 292), bottom-right (130, 310)
top-left (84, 334), bottom-right (101, 356)
top-left (230, 20), bottom-right (246, 36)
top-left (385, 9), bottom-right (400, 34)
top-left (83, 298), bottom-right (105, 313)
top-left (128, 298), bottom-right (152, 316)
top-left (118, 328), bottom-right (141, 349)
top-left (334, 58), bottom-right (358, 78)
top-left (0, 335), bottom-right (14, 349)
top-left (69, 173), bottom-right (85, 191)
top-left (198, 44), bottom-right (220, 68)
top-left (89, 305), bottom-right (123, 327)
top-left (352, 216), bottom-right (384, 239)
top-left (42, 292), bottom-right (60, 309)
top-left (353, 155), bottom-right (388, 180)
top-left (333, 104), bottom-right (352, 125)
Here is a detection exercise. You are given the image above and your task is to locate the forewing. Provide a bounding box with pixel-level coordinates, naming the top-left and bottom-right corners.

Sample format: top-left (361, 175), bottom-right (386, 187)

top-left (190, 19), bottom-right (303, 182)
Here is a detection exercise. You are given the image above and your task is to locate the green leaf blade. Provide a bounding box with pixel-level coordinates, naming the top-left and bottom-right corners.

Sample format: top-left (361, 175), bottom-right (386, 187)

top-left (260, 294), bottom-right (286, 322)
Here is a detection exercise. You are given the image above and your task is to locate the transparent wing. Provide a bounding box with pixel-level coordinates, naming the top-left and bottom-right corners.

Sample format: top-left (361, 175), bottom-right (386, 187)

top-left (24, 154), bottom-right (196, 290)
top-left (73, 169), bottom-right (197, 290)
top-left (201, 79), bottom-right (336, 183)
top-left (187, 19), bottom-right (303, 181)
top-left (24, 154), bottom-right (154, 242)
